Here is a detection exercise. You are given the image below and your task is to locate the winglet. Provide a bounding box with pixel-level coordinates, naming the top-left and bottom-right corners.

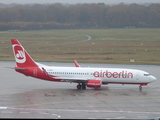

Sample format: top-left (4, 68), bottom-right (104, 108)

top-left (74, 60), bottom-right (80, 67)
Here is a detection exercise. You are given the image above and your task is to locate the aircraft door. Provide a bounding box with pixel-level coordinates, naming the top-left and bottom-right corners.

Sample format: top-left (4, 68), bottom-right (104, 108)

top-left (33, 69), bottom-right (37, 76)
top-left (136, 72), bottom-right (139, 80)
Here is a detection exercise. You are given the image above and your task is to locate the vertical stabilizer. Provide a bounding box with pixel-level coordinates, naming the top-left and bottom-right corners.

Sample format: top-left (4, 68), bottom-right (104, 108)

top-left (11, 39), bottom-right (37, 68)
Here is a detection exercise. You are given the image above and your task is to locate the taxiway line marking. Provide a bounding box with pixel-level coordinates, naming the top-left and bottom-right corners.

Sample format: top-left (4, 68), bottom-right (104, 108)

top-left (0, 106), bottom-right (8, 109)
top-left (8, 107), bottom-right (160, 115)
top-left (8, 96), bottom-right (160, 109)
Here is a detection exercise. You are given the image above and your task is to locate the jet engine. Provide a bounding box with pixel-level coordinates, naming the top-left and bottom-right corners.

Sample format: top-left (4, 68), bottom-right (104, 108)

top-left (86, 80), bottom-right (102, 88)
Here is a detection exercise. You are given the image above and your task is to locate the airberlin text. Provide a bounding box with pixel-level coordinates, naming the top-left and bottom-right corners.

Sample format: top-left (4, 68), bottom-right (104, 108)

top-left (93, 70), bottom-right (133, 78)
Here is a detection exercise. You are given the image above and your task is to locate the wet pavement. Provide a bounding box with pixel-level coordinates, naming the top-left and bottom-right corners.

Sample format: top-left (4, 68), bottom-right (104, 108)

top-left (0, 61), bottom-right (160, 119)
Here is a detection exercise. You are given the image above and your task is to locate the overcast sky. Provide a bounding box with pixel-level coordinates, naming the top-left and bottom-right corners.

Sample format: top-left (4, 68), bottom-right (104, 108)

top-left (1, 0), bottom-right (160, 4)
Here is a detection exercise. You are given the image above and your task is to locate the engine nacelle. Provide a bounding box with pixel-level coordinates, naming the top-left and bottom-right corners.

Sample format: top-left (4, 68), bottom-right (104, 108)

top-left (86, 80), bottom-right (102, 88)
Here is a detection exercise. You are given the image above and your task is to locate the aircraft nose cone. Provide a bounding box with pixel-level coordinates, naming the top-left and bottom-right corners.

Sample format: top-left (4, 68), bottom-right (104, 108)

top-left (150, 76), bottom-right (157, 82)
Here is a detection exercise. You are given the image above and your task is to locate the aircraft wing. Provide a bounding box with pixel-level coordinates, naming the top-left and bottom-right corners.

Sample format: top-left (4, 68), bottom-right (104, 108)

top-left (54, 77), bottom-right (88, 82)
top-left (42, 67), bottom-right (88, 82)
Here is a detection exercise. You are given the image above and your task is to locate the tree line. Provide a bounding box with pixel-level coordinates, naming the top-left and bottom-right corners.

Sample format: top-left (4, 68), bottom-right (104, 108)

top-left (0, 3), bottom-right (160, 30)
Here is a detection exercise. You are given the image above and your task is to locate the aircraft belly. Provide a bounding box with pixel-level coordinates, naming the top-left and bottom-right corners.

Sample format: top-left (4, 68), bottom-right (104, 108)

top-left (101, 77), bottom-right (136, 84)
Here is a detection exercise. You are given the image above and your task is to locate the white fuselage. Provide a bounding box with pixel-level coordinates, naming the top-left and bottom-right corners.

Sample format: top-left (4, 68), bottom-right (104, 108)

top-left (43, 66), bottom-right (156, 84)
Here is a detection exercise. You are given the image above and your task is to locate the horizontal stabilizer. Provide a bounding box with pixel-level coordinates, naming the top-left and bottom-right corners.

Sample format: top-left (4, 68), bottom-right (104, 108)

top-left (42, 67), bottom-right (49, 76)
top-left (15, 68), bottom-right (26, 70)
top-left (6, 67), bottom-right (26, 70)
top-left (6, 67), bottom-right (15, 69)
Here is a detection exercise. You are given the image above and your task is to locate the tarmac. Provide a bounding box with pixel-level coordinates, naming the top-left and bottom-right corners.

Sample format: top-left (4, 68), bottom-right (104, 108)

top-left (0, 61), bottom-right (160, 119)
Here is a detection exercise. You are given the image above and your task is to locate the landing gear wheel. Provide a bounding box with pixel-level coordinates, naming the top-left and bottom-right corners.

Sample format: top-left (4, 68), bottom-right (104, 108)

top-left (139, 86), bottom-right (142, 90)
top-left (77, 82), bottom-right (86, 90)
top-left (82, 83), bottom-right (86, 89)
top-left (77, 85), bottom-right (81, 89)
top-left (82, 86), bottom-right (86, 89)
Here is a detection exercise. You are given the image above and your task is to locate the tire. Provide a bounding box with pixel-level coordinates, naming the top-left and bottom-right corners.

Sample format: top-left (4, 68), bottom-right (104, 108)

top-left (77, 85), bottom-right (81, 89)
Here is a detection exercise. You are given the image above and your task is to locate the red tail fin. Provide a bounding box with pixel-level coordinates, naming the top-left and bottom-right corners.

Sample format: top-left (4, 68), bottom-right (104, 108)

top-left (11, 39), bottom-right (37, 68)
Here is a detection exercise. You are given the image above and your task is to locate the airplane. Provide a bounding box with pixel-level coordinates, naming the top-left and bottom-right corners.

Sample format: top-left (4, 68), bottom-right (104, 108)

top-left (11, 39), bottom-right (157, 90)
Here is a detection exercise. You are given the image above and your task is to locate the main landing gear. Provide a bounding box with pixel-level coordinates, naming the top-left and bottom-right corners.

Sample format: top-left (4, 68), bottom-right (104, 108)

top-left (139, 85), bottom-right (142, 91)
top-left (77, 82), bottom-right (86, 89)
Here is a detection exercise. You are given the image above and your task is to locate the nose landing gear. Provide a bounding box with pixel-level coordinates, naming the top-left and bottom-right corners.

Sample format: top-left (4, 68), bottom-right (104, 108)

top-left (139, 83), bottom-right (147, 91)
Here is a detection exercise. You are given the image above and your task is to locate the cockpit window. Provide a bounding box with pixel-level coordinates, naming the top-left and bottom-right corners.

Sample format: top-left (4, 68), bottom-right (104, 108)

top-left (144, 74), bottom-right (150, 76)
